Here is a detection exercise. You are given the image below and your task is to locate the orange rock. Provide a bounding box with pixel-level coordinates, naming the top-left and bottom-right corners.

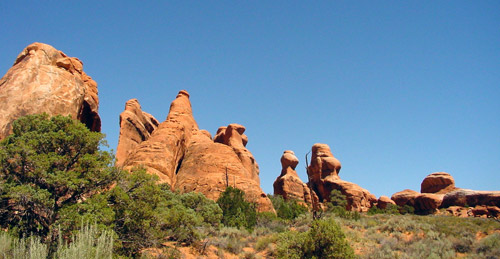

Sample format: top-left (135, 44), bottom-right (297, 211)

top-left (213, 124), bottom-right (259, 182)
top-left (307, 143), bottom-right (376, 212)
top-left (115, 99), bottom-right (159, 167)
top-left (421, 172), bottom-right (456, 194)
top-left (415, 193), bottom-right (444, 212)
top-left (119, 90), bottom-right (273, 212)
top-left (442, 189), bottom-right (500, 208)
top-left (391, 189), bottom-right (420, 207)
top-left (273, 150), bottom-right (314, 206)
top-left (121, 90), bottom-right (197, 186)
top-left (377, 195), bottom-right (396, 209)
top-left (0, 42), bottom-right (100, 139)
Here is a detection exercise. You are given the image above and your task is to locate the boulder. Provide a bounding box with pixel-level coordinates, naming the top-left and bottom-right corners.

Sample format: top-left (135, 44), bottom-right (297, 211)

top-left (415, 193), bottom-right (444, 212)
top-left (273, 150), bottom-right (315, 206)
top-left (115, 99), bottom-right (159, 166)
top-left (307, 143), bottom-right (376, 212)
top-left (377, 196), bottom-right (396, 209)
top-left (119, 90), bottom-right (273, 212)
top-left (0, 42), bottom-right (100, 139)
top-left (391, 189), bottom-right (420, 207)
top-left (421, 172), bottom-right (456, 194)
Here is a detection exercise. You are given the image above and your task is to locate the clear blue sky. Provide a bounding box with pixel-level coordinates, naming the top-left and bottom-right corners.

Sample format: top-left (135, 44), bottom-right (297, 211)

top-left (1, 1), bottom-right (499, 198)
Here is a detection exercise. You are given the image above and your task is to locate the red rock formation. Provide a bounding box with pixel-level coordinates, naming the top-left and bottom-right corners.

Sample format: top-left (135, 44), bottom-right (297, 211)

top-left (415, 193), bottom-right (443, 212)
top-left (391, 189), bottom-right (420, 207)
top-left (377, 196), bottom-right (396, 209)
top-left (273, 150), bottom-right (315, 206)
top-left (442, 189), bottom-right (500, 208)
top-left (119, 90), bottom-right (273, 212)
top-left (213, 124), bottom-right (259, 182)
top-left (307, 143), bottom-right (376, 212)
top-left (0, 42), bottom-right (100, 139)
top-left (421, 172), bottom-right (456, 194)
top-left (121, 90), bottom-right (196, 185)
top-left (115, 99), bottom-right (159, 167)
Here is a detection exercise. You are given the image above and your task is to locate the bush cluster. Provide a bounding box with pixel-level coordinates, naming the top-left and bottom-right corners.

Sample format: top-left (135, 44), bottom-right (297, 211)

top-left (276, 218), bottom-right (355, 259)
top-left (268, 194), bottom-right (308, 220)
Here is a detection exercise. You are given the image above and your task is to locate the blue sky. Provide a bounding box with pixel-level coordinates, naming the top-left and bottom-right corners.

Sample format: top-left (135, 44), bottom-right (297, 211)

top-left (1, 1), bottom-right (499, 198)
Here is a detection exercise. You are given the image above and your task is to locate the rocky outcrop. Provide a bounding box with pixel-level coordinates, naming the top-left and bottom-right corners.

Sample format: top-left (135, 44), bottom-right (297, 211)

top-left (377, 196), bottom-right (396, 209)
top-left (115, 99), bottom-right (159, 166)
top-left (421, 172), bottom-right (456, 194)
top-left (119, 90), bottom-right (273, 212)
top-left (307, 143), bottom-right (376, 212)
top-left (392, 173), bottom-right (500, 217)
top-left (273, 150), bottom-right (315, 206)
top-left (442, 189), bottom-right (500, 208)
top-left (0, 42), bottom-right (100, 139)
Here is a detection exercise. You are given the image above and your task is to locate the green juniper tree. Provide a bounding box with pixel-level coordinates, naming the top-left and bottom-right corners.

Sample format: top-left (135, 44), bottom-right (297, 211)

top-left (0, 114), bottom-right (119, 241)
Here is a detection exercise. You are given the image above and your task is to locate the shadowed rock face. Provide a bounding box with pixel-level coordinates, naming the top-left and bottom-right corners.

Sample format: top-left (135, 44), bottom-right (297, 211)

top-left (118, 90), bottom-right (274, 212)
top-left (0, 42), bottom-right (100, 139)
top-left (307, 143), bottom-right (376, 212)
top-left (273, 150), bottom-right (315, 206)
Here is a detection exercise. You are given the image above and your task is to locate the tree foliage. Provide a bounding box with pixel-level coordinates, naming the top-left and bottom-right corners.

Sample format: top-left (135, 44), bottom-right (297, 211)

top-left (277, 218), bottom-right (355, 259)
top-left (217, 186), bottom-right (257, 230)
top-left (269, 194), bottom-right (308, 220)
top-left (0, 114), bottom-right (118, 240)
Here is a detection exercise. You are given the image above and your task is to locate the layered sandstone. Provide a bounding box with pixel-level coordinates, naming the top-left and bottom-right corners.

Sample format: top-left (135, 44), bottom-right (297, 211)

top-left (118, 90), bottom-right (273, 212)
top-left (307, 143), bottom-right (376, 212)
top-left (0, 42), bottom-right (100, 139)
top-left (115, 99), bottom-right (159, 166)
top-left (273, 150), bottom-right (315, 206)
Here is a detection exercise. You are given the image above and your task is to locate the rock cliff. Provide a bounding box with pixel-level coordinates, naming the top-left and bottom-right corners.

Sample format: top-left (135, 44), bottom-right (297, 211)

top-left (0, 43), bottom-right (100, 139)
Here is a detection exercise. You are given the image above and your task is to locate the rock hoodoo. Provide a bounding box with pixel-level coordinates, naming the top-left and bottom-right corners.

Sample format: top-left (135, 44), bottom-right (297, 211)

top-left (115, 99), bottom-right (159, 167)
top-left (273, 144), bottom-right (377, 212)
top-left (307, 143), bottom-right (377, 212)
top-left (0, 43), bottom-right (100, 139)
top-left (117, 90), bottom-right (273, 212)
top-left (273, 150), bottom-right (315, 206)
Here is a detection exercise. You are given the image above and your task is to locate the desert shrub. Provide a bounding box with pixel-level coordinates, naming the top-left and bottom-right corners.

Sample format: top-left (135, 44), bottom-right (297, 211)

top-left (255, 234), bottom-right (279, 251)
top-left (255, 212), bottom-right (287, 234)
top-left (367, 204), bottom-right (399, 215)
top-left (326, 190), bottom-right (360, 221)
top-left (450, 232), bottom-right (474, 253)
top-left (269, 194), bottom-right (308, 220)
top-left (474, 233), bottom-right (500, 257)
top-left (179, 191), bottom-right (223, 227)
top-left (277, 218), bottom-right (355, 259)
top-left (217, 186), bottom-right (257, 230)
top-left (0, 232), bottom-right (48, 259)
top-left (55, 223), bottom-right (113, 259)
top-left (399, 204), bottom-right (415, 214)
top-left (403, 231), bottom-right (455, 258)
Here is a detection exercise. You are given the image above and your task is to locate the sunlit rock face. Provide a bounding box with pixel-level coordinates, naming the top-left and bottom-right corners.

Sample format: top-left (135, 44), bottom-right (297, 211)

top-left (273, 150), bottom-right (316, 207)
top-left (118, 90), bottom-right (274, 212)
top-left (0, 42), bottom-right (101, 139)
